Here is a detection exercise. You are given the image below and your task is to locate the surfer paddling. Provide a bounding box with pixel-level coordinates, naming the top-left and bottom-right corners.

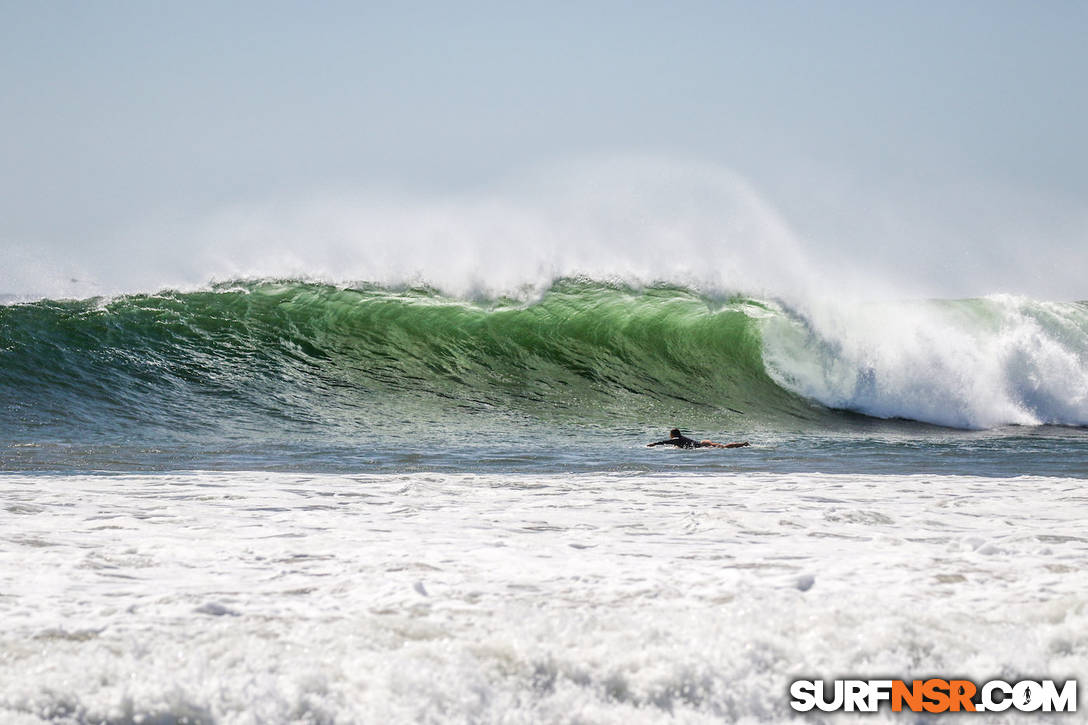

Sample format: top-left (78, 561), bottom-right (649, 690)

top-left (647, 428), bottom-right (750, 449)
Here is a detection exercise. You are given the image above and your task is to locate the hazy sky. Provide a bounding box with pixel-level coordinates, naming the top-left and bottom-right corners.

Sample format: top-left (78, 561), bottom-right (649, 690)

top-left (3, 1), bottom-right (1086, 298)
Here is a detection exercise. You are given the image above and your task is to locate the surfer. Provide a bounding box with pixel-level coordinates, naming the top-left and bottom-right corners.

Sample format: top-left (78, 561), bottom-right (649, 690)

top-left (647, 428), bottom-right (750, 449)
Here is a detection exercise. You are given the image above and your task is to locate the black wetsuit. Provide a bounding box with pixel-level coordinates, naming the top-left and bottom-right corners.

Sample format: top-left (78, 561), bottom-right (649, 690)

top-left (647, 434), bottom-right (708, 449)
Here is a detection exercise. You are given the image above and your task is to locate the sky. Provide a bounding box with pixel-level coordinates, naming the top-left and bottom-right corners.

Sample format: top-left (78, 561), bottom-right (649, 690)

top-left (2, 1), bottom-right (1086, 299)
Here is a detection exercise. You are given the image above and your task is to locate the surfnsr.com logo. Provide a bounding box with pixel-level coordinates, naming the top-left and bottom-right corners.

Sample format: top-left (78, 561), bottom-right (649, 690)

top-left (790, 679), bottom-right (1077, 713)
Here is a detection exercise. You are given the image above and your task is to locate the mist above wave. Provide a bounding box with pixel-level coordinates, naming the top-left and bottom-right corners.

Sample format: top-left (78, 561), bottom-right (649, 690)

top-left (2, 157), bottom-right (873, 304)
top-left (5, 155), bottom-right (1084, 307)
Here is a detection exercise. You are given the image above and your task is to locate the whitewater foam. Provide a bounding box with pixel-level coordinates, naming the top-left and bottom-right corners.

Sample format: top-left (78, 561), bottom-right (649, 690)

top-left (1, 470), bottom-right (1084, 723)
top-left (762, 294), bottom-right (1088, 428)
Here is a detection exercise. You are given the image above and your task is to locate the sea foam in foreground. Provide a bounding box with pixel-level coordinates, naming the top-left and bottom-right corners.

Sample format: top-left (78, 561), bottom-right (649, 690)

top-left (2, 470), bottom-right (1085, 723)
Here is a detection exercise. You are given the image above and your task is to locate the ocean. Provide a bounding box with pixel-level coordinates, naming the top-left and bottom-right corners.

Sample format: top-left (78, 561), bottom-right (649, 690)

top-left (1, 278), bottom-right (1086, 723)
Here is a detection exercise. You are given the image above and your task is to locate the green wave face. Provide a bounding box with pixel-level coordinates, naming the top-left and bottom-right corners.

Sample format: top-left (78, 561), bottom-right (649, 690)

top-left (7, 279), bottom-right (1086, 444)
top-left (0, 280), bottom-right (814, 443)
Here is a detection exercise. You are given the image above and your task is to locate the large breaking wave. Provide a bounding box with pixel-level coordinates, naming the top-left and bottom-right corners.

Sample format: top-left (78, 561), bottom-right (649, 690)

top-left (2, 279), bottom-right (1086, 436)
